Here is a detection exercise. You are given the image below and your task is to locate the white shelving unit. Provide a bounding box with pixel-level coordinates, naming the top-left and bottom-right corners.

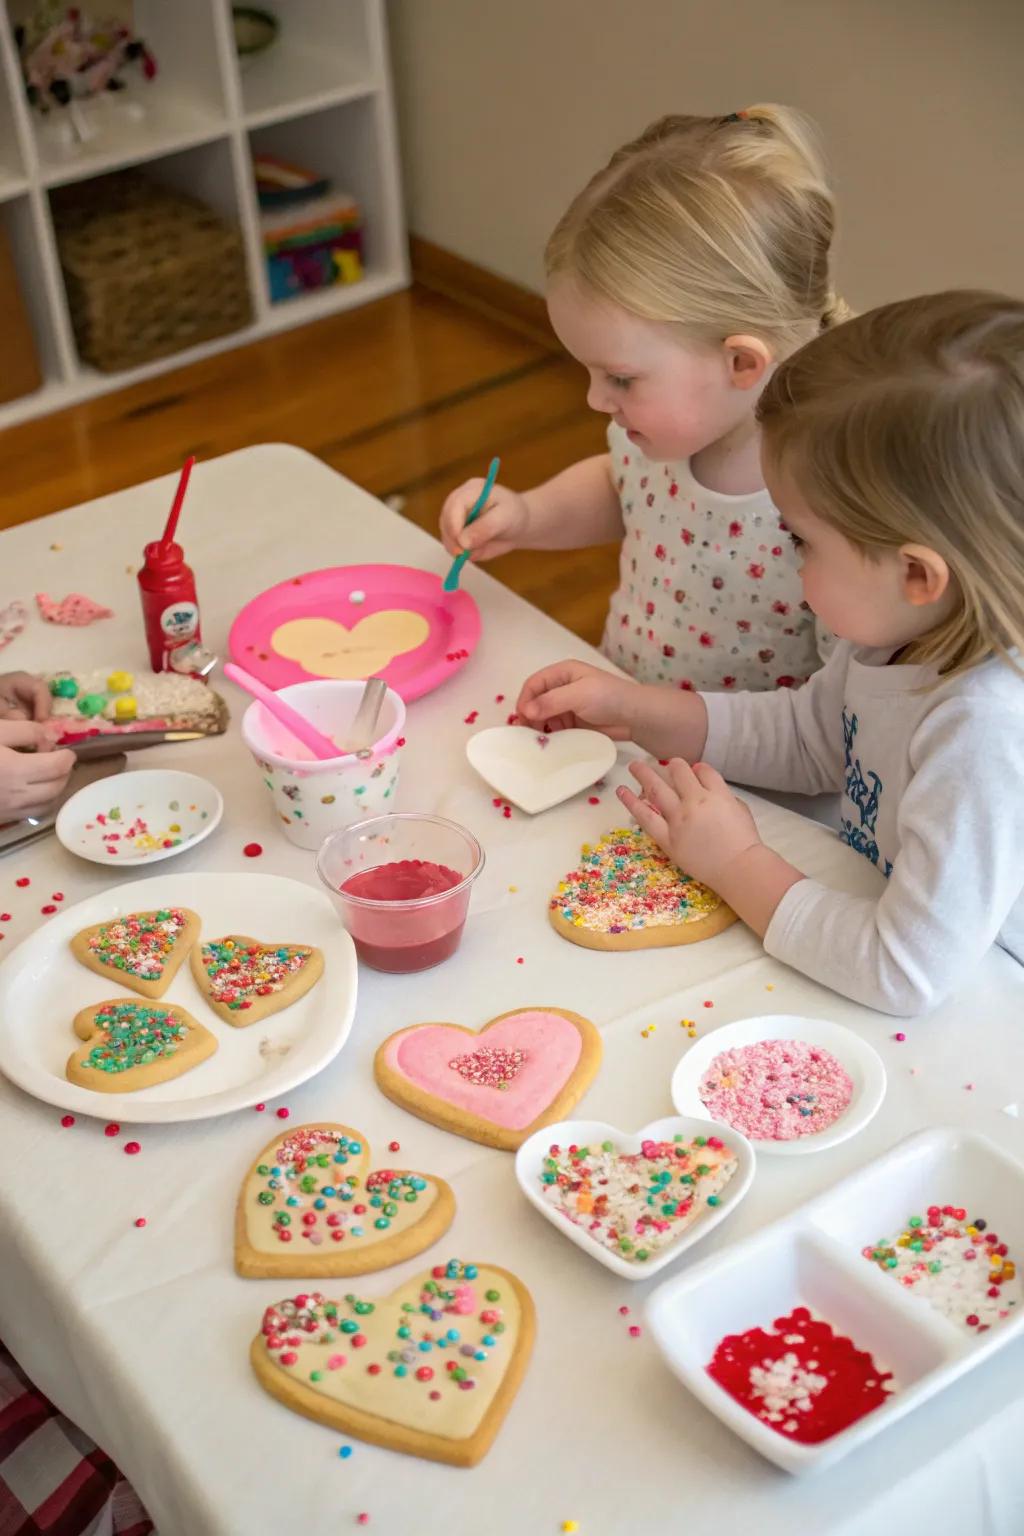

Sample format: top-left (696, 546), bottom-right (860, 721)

top-left (0, 0), bottom-right (408, 428)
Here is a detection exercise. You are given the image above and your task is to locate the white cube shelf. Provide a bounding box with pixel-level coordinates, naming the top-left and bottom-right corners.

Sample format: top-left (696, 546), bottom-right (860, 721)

top-left (0, 0), bottom-right (408, 427)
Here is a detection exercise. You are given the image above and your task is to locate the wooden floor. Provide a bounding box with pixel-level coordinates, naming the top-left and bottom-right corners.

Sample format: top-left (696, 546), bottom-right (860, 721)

top-left (0, 285), bottom-right (618, 646)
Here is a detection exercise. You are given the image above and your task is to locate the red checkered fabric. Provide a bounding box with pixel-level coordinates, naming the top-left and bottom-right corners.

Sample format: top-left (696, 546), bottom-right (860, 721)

top-left (0, 1341), bottom-right (154, 1536)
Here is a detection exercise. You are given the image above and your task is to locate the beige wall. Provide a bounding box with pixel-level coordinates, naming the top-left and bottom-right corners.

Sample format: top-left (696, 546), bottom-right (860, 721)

top-left (388, 0), bottom-right (1024, 311)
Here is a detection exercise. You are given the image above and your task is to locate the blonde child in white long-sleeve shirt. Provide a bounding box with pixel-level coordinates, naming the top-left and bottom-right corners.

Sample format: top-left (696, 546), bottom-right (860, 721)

top-left (516, 291), bottom-right (1024, 1016)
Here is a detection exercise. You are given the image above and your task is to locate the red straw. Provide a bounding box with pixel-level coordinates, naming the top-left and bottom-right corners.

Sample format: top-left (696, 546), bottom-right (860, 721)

top-left (160, 455), bottom-right (196, 549)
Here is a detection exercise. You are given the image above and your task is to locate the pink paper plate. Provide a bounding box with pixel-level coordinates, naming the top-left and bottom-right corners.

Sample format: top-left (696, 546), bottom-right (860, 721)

top-left (228, 564), bottom-right (481, 702)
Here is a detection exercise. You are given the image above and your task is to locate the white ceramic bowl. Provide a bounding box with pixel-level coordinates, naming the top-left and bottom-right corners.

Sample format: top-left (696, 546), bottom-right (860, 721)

top-left (56, 768), bottom-right (222, 866)
top-left (670, 1013), bottom-right (886, 1157)
top-left (515, 1114), bottom-right (756, 1279)
top-left (466, 725), bottom-right (617, 814)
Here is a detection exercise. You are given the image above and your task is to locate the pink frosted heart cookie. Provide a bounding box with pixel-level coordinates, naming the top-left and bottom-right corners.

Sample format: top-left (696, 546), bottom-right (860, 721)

top-left (374, 1008), bottom-right (602, 1151)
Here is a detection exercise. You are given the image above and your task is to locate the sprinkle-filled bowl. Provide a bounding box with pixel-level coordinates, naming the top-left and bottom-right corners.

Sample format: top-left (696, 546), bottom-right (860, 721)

top-left (316, 812), bottom-right (485, 973)
top-left (670, 1015), bottom-right (886, 1157)
top-left (56, 768), bottom-right (223, 865)
top-left (515, 1115), bottom-right (756, 1279)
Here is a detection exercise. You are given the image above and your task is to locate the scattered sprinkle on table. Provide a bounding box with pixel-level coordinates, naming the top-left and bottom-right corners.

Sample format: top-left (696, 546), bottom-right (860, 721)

top-left (699, 1040), bottom-right (853, 1141)
top-left (104, 1123), bottom-right (120, 1137)
top-left (707, 1307), bottom-right (894, 1442)
top-left (40, 905), bottom-right (57, 914)
top-left (15, 877), bottom-right (29, 887)
top-left (134, 1217), bottom-right (147, 1228)
top-left (387, 1140), bottom-right (400, 1153)
top-left (541, 1135), bottom-right (739, 1262)
top-left (628, 1325), bottom-right (642, 1338)
top-left (60, 1114), bottom-right (75, 1128)
top-left (276, 1107), bottom-right (290, 1119)
top-left (124, 1141), bottom-right (141, 1155)
top-left (587, 796), bottom-right (600, 805)
top-left (562, 1523), bottom-right (580, 1533)
top-left (893, 1032), bottom-right (906, 1042)
top-left (864, 1207), bottom-right (1020, 1330)
top-left (0, 913), bottom-right (10, 922)
top-left (243, 842), bottom-right (264, 858)
top-left (255, 1102), bottom-right (266, 1112)
top-left (338, 1445), bottom-right (353, 1459)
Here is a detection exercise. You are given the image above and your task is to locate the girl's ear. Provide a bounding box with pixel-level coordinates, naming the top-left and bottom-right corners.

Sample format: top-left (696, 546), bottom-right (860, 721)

top-left (723, 334), bottom-right (773, 392)
top-left (899, 544), bottom-right (952, 609)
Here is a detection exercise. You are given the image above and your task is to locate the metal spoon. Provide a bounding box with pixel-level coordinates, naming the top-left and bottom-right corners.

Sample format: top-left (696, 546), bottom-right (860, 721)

top-left (344, 679), bottom-right (388, 759)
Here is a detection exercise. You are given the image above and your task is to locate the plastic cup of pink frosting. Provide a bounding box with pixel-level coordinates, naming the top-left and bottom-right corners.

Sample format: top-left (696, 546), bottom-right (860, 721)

top-left (315, 812), bottom-right (485, 973)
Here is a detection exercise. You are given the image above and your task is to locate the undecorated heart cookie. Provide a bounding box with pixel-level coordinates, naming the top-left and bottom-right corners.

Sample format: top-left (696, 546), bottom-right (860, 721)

top-left (466, 725), bottom-right (617, 814)
top-left (236, 1123), bottom-right (455, 1278)
top-left (191, 936), bottom-right (323, 1025)
top-left (517, 1117), bottom-right (751, 1278)
top-left (374, 1007), bottom-right (602, 1151)
top-left (550, 827), bottom-right (737, 950)
top-left (68, 997), bottom-right (216, 1092)
top-left (251, 1258), bottom-right (534, 1465)
top-left (271, 611), bottom-right (430, 680)
top-left (70, 907), bottom-right (201, 998)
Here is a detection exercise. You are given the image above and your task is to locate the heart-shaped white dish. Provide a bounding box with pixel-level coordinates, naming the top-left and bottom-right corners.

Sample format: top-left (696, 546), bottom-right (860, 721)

top-left (466, 726), bottom-right (617, 815)
top-left (515, 1115), bottom-right (755, 1279)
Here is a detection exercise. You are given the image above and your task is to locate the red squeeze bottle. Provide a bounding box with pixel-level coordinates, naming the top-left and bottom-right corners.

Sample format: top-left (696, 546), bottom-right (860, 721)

top-left (138, 539), bottom-right (203, 673)
top-left (138, 455), bottom-right (203, 673)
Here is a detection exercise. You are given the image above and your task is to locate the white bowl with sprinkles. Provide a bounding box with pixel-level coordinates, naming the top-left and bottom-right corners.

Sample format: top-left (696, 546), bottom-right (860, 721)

top-left (515, 1114), bottom-right (756, 1279)
top-left (671, 1014), bottom-right (886, 1157)
top-left (56, 768), bottom-right (223, 866)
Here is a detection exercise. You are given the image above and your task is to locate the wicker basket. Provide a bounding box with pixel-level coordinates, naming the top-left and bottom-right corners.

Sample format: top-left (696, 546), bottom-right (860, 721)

top-left (52, 171), bottom-right (252, 373)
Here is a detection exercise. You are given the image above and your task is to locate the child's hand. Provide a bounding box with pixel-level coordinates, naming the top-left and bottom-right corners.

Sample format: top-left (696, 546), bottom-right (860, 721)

top-left (618, 758), bottom-right (763, 891)
top-left (439, 479), bottom-right (530, 562)
top-left (516, 659), bottom-right (640, 739)
top-left (0, 720), bottom-right (75, 818)
top-left (0, 671), bottom-right (51, 721)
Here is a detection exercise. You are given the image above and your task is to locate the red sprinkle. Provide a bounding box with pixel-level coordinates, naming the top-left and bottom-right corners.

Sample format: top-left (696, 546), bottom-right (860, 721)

top-left (502, 806), bottom-right (512, 818)
top-left (387, 1140), bottom-right (400, 1153)
top-left (619, 1306), bottom-right (630, 1316)
top-left (60, 1114), bottom-right (75, 1128)
top-left (703, 1000), bottom-right (714, 1008)
top-left (243, 843), bottom-right (263, 858)
top-left (588, 796), bottom-right (600, 804)
top-left (516, 956), bottom-right (524, 964)
top-left (356, 1517), bottom-right (370, 1527)
top-left (495, 694), bottom-right (505, 703)
top-left (276, 1107), bottom-right (290, 1120)
top-left (255, 1103), bottom-right (266, 1112)
top-left (41, 905), bottom-right (57, 915)
top-left (134, 1217), bottom-right (147, 1228)
top-left (0, 913), bottom-right (11, 922)
top-left (15, 878), bottom-right (29, 887)
top-left (124, 1141), bottom-right (141, 1155)
top-left (628, 1325), bottom-right (642, 1338)
top-left (395, 737), bottom-right (406, 748)
top-left (104, 1123), bottom-right (120, 1137)
top-left (52, 893), bottom-right (64, 902)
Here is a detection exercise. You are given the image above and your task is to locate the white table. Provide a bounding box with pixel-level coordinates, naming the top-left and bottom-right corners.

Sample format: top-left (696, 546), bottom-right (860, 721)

top-left (1, 446), bottom-right (1022, 1536)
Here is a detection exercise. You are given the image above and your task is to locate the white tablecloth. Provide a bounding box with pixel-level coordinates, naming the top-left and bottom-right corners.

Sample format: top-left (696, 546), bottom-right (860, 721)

top-left (1, 446), bottom-right (1022, 1536)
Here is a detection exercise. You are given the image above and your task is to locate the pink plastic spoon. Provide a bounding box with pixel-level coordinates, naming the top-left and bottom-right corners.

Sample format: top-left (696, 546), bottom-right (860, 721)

top-left (224, 662), bottom-right (340, 761)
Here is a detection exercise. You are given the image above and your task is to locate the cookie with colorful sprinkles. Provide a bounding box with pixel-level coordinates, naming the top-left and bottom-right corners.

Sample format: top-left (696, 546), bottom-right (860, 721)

top-left (549, 827), bottom-right (736, 951)
top-left (68, 997), bottom-right (216, 1092)
top-left (191, 935), bottom-right (323, 1025)
top-left (250, 1259), bottom-right (534, 1466)
top-left (70, 907), bottom-right (201, 998)
top-left (236, 1123), bottom-right (456, 1278)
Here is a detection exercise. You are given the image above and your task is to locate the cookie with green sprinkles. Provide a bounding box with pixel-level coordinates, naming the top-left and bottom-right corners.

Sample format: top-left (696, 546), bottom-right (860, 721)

top-left (191, 934), bottom-right (323, 1027)
top-left (70, 907), bottom-right (201, 998)
top-left (67, 997), bottom-right (216, 1092)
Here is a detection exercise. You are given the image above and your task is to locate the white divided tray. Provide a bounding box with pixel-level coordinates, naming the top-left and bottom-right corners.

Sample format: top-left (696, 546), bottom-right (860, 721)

top-left (647, 1127), bottom-right (1024, 1474)
top-left (514, 1115), bottom-right (756, 1280)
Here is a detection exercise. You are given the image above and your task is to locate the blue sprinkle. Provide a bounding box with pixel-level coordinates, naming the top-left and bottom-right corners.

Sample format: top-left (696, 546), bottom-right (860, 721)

top-left (338, 1445), bottom-right (353, 1460)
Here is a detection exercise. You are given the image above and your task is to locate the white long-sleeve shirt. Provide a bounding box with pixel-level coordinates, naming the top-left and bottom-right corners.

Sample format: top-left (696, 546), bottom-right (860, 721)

top-left (701, 642), bottom-right (1024, 1015)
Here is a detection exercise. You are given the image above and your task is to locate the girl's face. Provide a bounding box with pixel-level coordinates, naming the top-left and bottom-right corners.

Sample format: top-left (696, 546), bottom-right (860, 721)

top-left (547, 280), bottom-right (761, 462)
top-left (763, 457), bottom-right (955, 650)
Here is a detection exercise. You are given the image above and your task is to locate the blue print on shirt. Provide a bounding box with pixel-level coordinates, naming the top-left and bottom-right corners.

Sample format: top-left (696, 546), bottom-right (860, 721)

top-left (840, 708), bottom-right (893, 877)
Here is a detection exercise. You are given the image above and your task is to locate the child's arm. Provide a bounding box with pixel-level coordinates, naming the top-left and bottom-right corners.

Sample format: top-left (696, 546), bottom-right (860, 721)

top-left (440, 455), bottom-right (623, 563)
top-left (624, 697), bottom-right (1024, 1017)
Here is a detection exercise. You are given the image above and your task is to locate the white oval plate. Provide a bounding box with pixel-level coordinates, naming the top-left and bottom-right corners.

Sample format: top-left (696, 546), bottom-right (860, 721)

top-left (515, 1114), bottom-right (756, 1279)
top-left (671, 1014), bottom-right (886, 1157)
top-left (56, 768), bottom-right (223, 865)
top-left (0, 871), bottom-right (357, 1123)
top-left (466, 725), bottom-right (617, 815)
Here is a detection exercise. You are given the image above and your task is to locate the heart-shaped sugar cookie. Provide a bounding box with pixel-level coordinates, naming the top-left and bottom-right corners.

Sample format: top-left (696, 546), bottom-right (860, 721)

top-left (515, 1116), bottom-right (753, 1279)
top-left (466, 725), bottom-right (617, 814)
top-left (251, 1258), bottom-right (534, 1465)
top-left (68, 997), bottom-right (216, 1092)
top-left (191, 936), bottom-right (323, 1026)
top-left (236, 1123), bottom-right (455, 1278)
top-left (271, 611), bottom-right (430, 680)
top-left (550, 827), bottom-right (737, 950)
top-left (70, 907), bottom-right (201, 998)
top-left (374, 1007), bottom-right (602, 1151)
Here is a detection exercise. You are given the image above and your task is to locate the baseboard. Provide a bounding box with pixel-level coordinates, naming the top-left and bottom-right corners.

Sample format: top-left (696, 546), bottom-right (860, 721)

top-left (409, 235), bottom-right (558, 351)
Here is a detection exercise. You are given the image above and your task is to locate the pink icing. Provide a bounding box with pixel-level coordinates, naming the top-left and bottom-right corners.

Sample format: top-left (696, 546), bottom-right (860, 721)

top-left (388, 1011), bottom-right (583, 1129)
